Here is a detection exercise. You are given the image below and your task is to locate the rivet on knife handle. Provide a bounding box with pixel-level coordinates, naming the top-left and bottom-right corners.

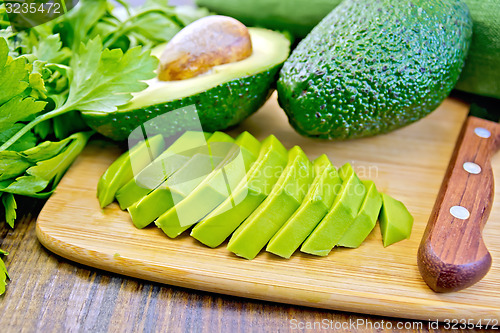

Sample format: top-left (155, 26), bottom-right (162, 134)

top-left (418, 116), bottom-right (500, 292)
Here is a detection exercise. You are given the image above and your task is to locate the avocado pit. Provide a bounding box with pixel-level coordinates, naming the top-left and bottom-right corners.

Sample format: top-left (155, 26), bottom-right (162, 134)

top-left (158, 15), bottom-right (253, 81)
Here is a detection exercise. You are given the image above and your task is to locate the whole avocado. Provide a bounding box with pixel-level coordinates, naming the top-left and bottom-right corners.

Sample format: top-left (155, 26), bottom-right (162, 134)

top-left (277, 0), bottom-right (473, 140)
top-left (195, 0), bottom-right (342, 38)
top-left (455, 0), bottom-right (500, 99)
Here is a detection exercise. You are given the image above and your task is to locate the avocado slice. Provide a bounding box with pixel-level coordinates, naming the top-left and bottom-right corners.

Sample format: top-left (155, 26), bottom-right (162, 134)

top-left (277, 0), bottom-right (472, 139)
top-left (266, 155), bottom-right (341, 258)
top-left (155, 132), bottom-right (261, 238)
top-left (116, 131), bottom-right (212, 209)
top-left (227, 146), bottom-right (314, 260)
top-left (337, 180), bottom-right (382, 248)
top-left (191, 135), bottom-right (288, 248)
top-left (127, 132), bottom-right (234, 229)
top-left (97, 134), bottom-right (165, 208)
top-left (83, 28), bottom-right (291, 141)
top-left (379, 193), bottom-right (414, 247)
top-left (300, 163), bottom-right (366, 256)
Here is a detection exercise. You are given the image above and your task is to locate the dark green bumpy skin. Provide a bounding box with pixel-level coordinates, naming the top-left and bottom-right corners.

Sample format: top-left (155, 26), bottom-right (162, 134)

top-left (278, 0), bottom-right (472, 140)
top-left (455, 0), bottom-right (500, 99)
top-left (83, 65), bottom-right (281, 141)
top-left (195, 0), bottom-right (343, 38)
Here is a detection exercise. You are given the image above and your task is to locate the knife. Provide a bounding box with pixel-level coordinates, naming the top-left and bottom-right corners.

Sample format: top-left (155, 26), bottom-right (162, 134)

top-left (418, 93), bottom-right (500, 293)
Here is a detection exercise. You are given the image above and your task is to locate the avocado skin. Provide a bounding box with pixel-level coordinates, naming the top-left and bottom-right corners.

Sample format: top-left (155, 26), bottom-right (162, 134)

top-left (83, 65), bottom-right (281, 141)
top-left (277, 0), bottom-right (472, 140)
top-left (455, 0), bottom-right (500, 99)
top-left (195, 0), bottom-right (342, 38)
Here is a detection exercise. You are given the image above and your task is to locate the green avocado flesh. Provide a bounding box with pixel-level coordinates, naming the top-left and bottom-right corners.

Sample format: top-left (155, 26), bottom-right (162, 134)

top-left (379, 193), bottom-right (414, 247)
top-left (337, 180), bottom-right (382, 248)
top-left (99, 132), bottom-right (413, 258)
top-left (155, 132), bottom-right (261, 238)
top-left (128, 132), bottom-right (234, 229)
top-left (191, 135), bottom-right (288, 248)
top-left (266, 155), bottom-right (340, 258)
top-left (227, 146), bottom-right (314, 260)
top-left (277, 0), bottom-right (472, 140)
top-left (300, 163), bottom-right (366, 256)
top-left (115, 131), bottom-right (212, 209)
top-left (97, 134), bottom-right (165, 208)
top-left (83, 28), bottom-right (291, 141)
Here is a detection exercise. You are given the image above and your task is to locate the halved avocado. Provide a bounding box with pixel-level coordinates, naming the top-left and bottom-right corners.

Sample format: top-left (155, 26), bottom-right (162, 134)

top-left (83, 28), bottom-right (291, 141)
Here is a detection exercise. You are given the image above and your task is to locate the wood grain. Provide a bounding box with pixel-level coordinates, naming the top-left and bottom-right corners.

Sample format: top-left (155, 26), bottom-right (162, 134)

top-left (34, 94), bottom-right (500, 323)
top-left (1, 205), bottom-right (495, 333)
top-left (0, 217), bottom-right (474, 333)
top-left (418, 116), bottom-right (500, 292)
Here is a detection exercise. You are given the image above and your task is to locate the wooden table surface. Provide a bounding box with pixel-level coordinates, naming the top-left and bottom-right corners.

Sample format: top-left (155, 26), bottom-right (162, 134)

top-left (1, 173), bottom-right (496, 333)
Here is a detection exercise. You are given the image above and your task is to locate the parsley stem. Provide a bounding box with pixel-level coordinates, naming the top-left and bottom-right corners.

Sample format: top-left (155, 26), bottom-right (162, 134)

top-left (103, 9), bottom-right (168, 49)
top-left (0, 106), bottom-right (70, 152)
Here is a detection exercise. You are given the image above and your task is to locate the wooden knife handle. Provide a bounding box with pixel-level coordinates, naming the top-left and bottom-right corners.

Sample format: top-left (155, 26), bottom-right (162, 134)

top-left (418, 116), bottom-right (500, 292)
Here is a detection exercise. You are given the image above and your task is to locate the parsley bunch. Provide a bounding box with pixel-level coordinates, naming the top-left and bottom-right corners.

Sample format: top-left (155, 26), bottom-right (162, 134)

top-left (0, 0), bottom-right (210, 294)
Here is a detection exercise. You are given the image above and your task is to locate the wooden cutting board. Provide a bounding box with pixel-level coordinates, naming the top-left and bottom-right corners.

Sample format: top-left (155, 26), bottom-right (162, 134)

top-left (36, 93), bottom-right (500, 322)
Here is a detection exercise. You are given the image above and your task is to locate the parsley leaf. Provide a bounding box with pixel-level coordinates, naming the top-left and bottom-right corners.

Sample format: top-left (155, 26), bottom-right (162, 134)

top-left (31, 34), bottom-right (71, 64)
top-left (1, 193), bottom-right (16, 227)
top-left (0, 37), bottom-right (157, 151)
top-left (0, 96), bottom-right (47, 132)
top-left (0, 40), bottom-right (29, 104)
top-left (22, 135), bottom-right (73, 161)
top-left (0, 151), bottom-right (32, 181)
top-left (0, 38), bottom-right (47, 133)
top-left (0, 131), bottom-right (93, 198)
top-left (0, 251), bottom-right (8, 295)
top-left (0, 124), bottom-right (37, 152)
top-left (53, 0), bottom-right (110, 52)
top-left (0, 177), bottom-right (50, 198)
top-left (28, 60), bottom-right (50, 99)
top-left (26, 131), bottom-right (92, 186)
top-left (64, 37), bottom-right (157, 112)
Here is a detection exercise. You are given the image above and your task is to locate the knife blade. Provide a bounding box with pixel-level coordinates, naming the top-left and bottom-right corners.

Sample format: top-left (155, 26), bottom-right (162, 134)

top-left (418, 93), bottom-right (500, 292)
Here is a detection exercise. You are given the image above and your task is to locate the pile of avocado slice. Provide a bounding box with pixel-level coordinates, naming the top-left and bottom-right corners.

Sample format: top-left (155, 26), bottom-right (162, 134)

top-left (98, 131), bottom-right (414, 260)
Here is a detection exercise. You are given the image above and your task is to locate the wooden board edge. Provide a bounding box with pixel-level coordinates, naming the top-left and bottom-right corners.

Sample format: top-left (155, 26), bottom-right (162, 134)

top-left (35, 216), bottom-right (500, 323)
